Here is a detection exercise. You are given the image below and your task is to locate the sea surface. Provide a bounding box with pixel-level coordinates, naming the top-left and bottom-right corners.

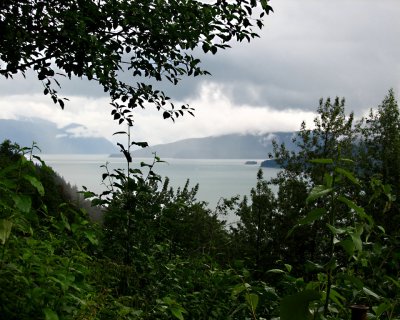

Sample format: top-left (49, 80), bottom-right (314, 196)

top-left (40, 154), bottom-right (280, 221)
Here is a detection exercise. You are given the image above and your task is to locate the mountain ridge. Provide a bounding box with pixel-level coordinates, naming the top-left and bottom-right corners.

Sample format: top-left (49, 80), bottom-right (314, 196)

top-left (127, 132), bottom-right (297, 159)
top-left (0, 118), bottom-right (118, 154)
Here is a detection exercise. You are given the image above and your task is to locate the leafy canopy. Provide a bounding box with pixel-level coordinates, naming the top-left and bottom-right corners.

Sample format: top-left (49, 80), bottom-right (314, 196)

top-left (0, 0), bottom-right (273, 123)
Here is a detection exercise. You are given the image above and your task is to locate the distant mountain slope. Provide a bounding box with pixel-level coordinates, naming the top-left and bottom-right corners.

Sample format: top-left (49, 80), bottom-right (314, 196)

top-left (130, 132), bottom-right (297, 159)
top-left (0, 118), bottom-right (118, 154)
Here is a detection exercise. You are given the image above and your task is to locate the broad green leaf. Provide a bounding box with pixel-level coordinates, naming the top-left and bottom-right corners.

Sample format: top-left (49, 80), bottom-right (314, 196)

top-left (385, 275), bottom-right (400, 289)
top-left (350, 225), bottom-right (363, 252)
top-left (0, 219), bottom-right (13, 245)
top-left (335, 167), bottom-right (360, 185)
top-left (337, 196), bottom-right (373, 225)
top-left (339, 238), bottom-right (354, 256)
top-left (12, 194), bottom-right (32, 213)
top-left (327, 224), bottom-right (346, 235)
top-left (267, 268), bottom-right (286, 274)
top-left (284, 264), bottom-right (292, 272)
top-left (287, 208), bottom-right (326, 237)
top-left (84, 230), bottom-right (99, 246)
top-left (323, 173), bottom-right (333, 188)
top-left (170, 306), bottom-right (184, 320)
top-left (297, 208), bottom-right (326, 226)
top-left (231, 283), bottom-right (246, 297)
top-left (23, 175), bottom-right (45, 196)
top-left (329, 288), bottom-right (346, 310)
top-left (280, 290), bottom-right (321, 320)
top-left (373, 302), bottom-right (391, 317)
top-left (43, 308), bottom-right (59, 320)
top-left (60, 213), bottom-right (71, 231)
top-left (362, 287), bottom-right (380, 300)
top-left (306, 185), bottom-right (332, 204)
top-left (309, 158), bottom-right (334, 164)
top-left (245, 293), bottom-right (259, 311)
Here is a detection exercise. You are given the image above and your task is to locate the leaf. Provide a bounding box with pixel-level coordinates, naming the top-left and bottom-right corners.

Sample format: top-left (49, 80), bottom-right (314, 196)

top-left (337, 196), bottom-right (373, 225)
top-left (163, 111), bottom-right (171, 119)
top-left (362, 287), bottom-right (381, 300)
top-left (23, 175), bottom-right (45, 196)
top-left (335, 167), bottom-right (359, 185)
top-left (288, 208), bottom-right (326, 237)
top-left (267, 268), bottom-right (285, 274)
top-left (170, 306), bottom-right (184, 320)
top-left (0, 219), bottom-right (13, 245)
top-left (339, 238), bottom-right (354, 256)
top-left (131, 141), bottom-right (149, 148)
top-left (350, 225), bottom-right (363, 252)
top-left (309, 158), bottom-right (334, 164)
top-left (245, 293), bottom-right (259, 311)
top-left (280, 290), bottom-right (321, 320)
top-left (113, 131), bottom-right (127, 135)
top-left (43, 308), bottom-right (59, 320)
top-left (231, 283), bottom-right (246, 297)
top-left (306, 185), bottom-right (332, 204)
top-left (12, 194), bottom-right (32, 213)
top-left (297, 208), bottom-right (326, 226)
top-left (84, 230), bottom-right (99, 246)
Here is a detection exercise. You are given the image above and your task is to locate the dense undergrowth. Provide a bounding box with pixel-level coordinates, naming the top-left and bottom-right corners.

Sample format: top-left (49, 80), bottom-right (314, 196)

top-left (1, 91), bottom-right (400, 319)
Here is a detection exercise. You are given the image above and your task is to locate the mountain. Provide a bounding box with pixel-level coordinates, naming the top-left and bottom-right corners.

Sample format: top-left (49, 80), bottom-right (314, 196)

top-left (0, 118), bottom-right (118, 154)
top-left (129, 132), bottom-right (297, 159)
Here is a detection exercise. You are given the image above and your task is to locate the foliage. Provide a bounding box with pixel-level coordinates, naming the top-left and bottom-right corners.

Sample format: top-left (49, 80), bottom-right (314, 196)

top-left (0, 0), bottom-right (272, 122)
top-left (0, 141), bottom-right (99, 319)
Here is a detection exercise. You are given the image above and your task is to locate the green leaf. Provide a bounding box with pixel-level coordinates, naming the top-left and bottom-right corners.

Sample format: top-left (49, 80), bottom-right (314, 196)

top-left (288, 208), bottom-right (326, 237)
top-left (12, 194), bottom-right (32, 213)
top-left (280, 290), bottom-right (321, 320)
top-left (335, 167), bottom-right (359, 185)
top-left (245, 293), bottom-right (259, 311)
top-left (337, 196), bottom-right (373, 225)
top-left (231, 283), bottom-right (246, 297)
top-left (339, 238), bottom-right (355, 256)
top-left (0, 219), bottom-right (13, 245)
top-left (43, 308), bottom-right (59, 320)
top-left (362, 287), bottom-right (380, 300)
top-left (298, 208), bottom-right (326, 226)
top-left (84, 230), bottom-right (99, 246)
top-left (309, 158), bottom-right (334, 164)
top-left (350, 225), bottom-right (363, 252)
top-left (170, 306), bottom-right (184, 320)
top-left (23, 175), bottom-right (45, 196)
top-left (306, 185), bottom-right (332, 204)
top-left (327, 224), bottom-right (346, 235)
top-left (267, 268), bottom-right (286, 274)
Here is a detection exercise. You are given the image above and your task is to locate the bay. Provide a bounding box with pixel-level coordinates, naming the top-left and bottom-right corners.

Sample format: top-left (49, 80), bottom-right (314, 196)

top-left (40, 154), bottom-right (280, 220)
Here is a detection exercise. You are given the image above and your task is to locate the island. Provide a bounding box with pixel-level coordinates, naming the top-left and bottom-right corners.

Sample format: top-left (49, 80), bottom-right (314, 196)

top-left (245, 161), bottom-right (258, 165)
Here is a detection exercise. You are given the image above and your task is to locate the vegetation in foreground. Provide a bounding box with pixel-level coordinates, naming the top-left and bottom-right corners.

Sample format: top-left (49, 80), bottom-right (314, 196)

top-left (1, 90), bottom-right (399, 319)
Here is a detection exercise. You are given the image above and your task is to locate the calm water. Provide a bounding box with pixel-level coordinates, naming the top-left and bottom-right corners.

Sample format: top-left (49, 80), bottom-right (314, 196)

top-left (40, 154), bottom-right (280, 213)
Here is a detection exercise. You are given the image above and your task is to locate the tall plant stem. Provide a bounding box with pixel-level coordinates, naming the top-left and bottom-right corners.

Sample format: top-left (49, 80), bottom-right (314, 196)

top-left (324, 167), bottom-right (337, 316)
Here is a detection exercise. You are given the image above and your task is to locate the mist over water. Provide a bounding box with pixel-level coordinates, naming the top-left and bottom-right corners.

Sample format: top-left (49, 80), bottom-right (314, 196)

top-left (41, 154), bottom-right (280, 222)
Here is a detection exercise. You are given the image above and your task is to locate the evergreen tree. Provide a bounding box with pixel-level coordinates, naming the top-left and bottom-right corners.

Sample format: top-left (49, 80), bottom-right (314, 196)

top-left (269, 97), bottom-right (357, 270)
top-left (231, 169), bottom-right (278, 272)
top-left (357, 89), bottom-right (400, 234)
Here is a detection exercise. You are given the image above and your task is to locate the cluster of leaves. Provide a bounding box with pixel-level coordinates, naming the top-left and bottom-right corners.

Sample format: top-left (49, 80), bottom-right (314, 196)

top-left (0, 141), bottom-right (99, 319)
top-left (226, 90), bottom-right (400, 319)
top-left (0, 0), bottom-right (272, 123)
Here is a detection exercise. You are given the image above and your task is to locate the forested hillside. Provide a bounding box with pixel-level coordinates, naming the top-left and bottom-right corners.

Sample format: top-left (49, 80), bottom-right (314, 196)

top-left (1, 91), bottom-right (399, 319)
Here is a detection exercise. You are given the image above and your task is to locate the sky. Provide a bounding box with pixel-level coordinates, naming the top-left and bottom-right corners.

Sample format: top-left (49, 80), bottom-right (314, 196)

top-left (1, 0), bottom-right (400, 146)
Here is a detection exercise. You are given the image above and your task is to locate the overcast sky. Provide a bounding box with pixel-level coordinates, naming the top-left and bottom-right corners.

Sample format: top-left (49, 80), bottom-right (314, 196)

top-left (1, 0), bottom-right (399, 146)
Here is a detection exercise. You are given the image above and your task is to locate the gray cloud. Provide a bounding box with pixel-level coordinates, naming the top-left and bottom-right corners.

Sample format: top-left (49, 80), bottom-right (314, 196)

top-left (1, 0), bottom-right (399, 120)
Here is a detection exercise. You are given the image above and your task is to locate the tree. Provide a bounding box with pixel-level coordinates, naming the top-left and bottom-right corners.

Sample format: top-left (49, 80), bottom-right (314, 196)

top-left (231, 168), bottom-right (278, 272)
top-left (269, 97), bottom-right (357, 269)
top-left (0, 0), bottom-right (273, 123)
top-left (356, 89), bottom-right (400, 234)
